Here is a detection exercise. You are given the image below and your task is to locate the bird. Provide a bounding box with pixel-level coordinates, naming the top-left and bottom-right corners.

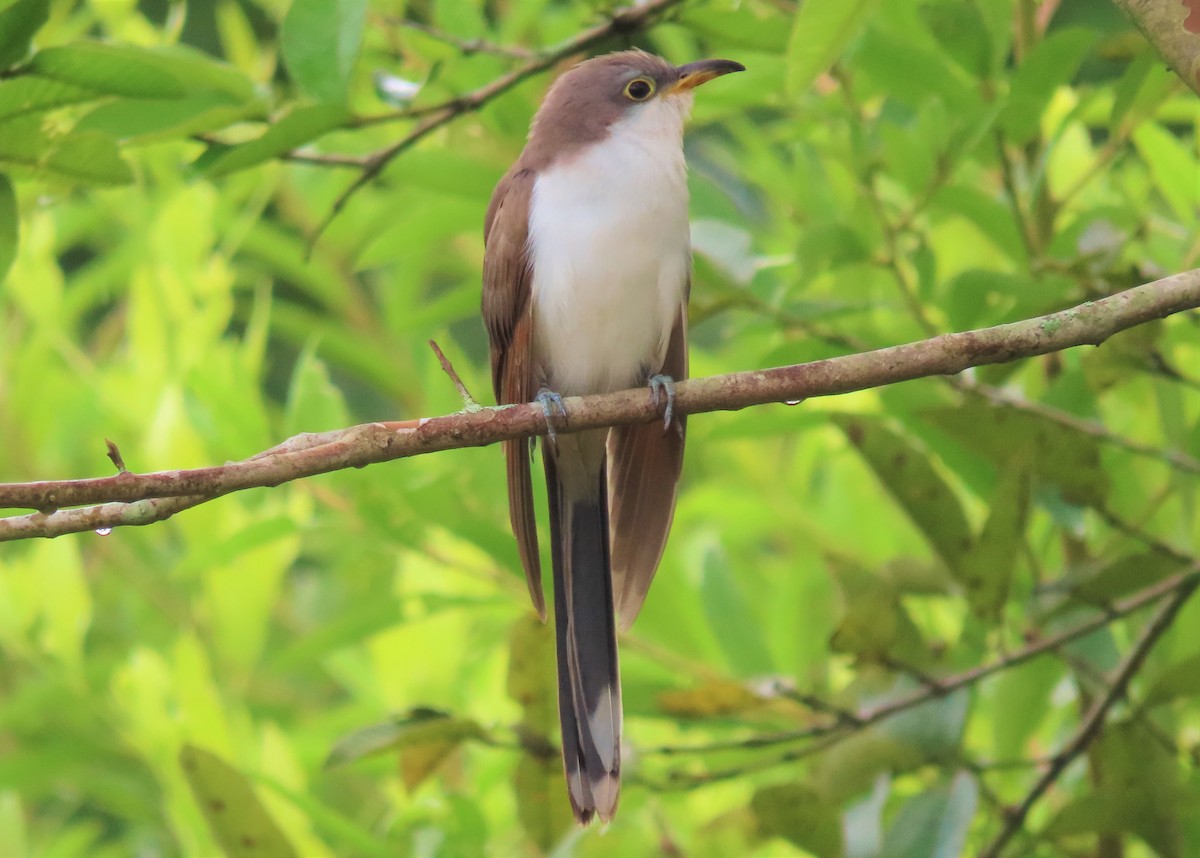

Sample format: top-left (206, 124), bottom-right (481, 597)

top-left (481, 49), bottom-right (744, 823)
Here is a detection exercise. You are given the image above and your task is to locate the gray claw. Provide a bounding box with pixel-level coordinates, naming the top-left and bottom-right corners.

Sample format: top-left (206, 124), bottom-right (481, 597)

top-left (648, 374), bottom-right (676, 431)
top-left (535, 388), bottom-right (567, 446)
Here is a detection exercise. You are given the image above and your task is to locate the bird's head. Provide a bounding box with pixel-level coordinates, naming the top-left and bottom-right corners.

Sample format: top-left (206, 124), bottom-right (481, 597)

top-left (525, 50), bottom-right (744, 165)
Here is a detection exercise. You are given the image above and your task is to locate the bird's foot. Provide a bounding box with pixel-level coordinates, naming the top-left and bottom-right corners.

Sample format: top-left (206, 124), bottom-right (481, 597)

top-left (647, 374), bottom-right (677, 432)
top-left (535, 387), bottom-right (567, 447)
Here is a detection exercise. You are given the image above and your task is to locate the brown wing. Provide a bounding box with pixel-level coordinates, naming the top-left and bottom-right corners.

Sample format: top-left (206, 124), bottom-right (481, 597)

top-left (607, 301), bottom-right (688, 631)
top-left (482, 168), bottom-right (544, 619)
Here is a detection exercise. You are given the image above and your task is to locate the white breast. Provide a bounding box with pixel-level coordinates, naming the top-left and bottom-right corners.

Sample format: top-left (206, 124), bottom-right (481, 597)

top-left (528, 97), bottom-right (693, 397)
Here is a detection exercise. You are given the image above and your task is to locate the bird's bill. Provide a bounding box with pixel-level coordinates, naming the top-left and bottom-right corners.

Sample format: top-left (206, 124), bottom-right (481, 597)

top-left (670, 58), bottom-right (746, 92)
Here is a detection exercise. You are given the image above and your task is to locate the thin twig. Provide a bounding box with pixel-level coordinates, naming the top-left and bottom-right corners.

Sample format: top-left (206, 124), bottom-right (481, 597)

top-left (388, 18), bottom-right (539, 59)
top-left (428, 339), bottom-right (479, 408)
top-left (778, 689), bottom-right (862, 727)
top-left (831, 64), bottom-right (939, 337)
top-left (994, 133), bottom-right (1040, 262)
top-left (1093, 504), bottom-right (1192, 563)
top-left (954, 379), bottom-right (1200, 475)
top-left (978, 574), bottom-right (1200, 857)
top-left (310, 0), bottom-right (690, 244)
top-left (191, 134), bottom-right (368, 169)
top-left (105, 440), bottom-right (126, 473)
top-left (282, 150), bottom-right (371, 168)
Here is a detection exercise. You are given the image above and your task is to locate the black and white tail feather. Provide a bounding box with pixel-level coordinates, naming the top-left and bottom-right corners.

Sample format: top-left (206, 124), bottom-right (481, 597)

top-left (544, 452), bottom-right (622, 823)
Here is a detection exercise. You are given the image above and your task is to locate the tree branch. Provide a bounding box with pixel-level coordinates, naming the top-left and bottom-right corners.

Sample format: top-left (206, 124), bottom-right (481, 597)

top-left (1112, 0), bottom-right (1200, 97)
top-left (978, 571), bottom-right (1200, 857)
top-left (384, 18), bottom-right (539, 59)
top-left (729, 292), bottom-right (1200, 474)
top-left (309, 0), bottom-right (690, 242)
top-left (1, 269), bottom-right (1197, 540)
top-left (642, 565), bottom-right (1199, 766)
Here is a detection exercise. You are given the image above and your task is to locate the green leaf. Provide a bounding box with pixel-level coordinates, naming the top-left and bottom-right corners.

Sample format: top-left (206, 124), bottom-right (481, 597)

top-left (834, 415), bottom-right (973, 576)
top-left (0, 175), bottom-right (15, 287)
top-left (918, 1), bottom-right (991, 78)
top-left (828, 559), bottom-right (929, 664)
top-left (282, 345), bottom-right (351, 436)
top-left (921, 402), bottom-right (1110, 507)
top-left (30, 42), bottom-right (255, 102)
top-left (194, 104), bottom-right (348, 177)
top-left (944, 270), bottom-right (1032, 330)
top-left (506, 613), bottom-right (557, 737)
top-left (816, 730), bottom-right (923, 802)
top-left (1043, 720), bottom-right (1187, 856)
top-left (0, 792), bottom-right (27, 858)
top-left (1066, 551), bottom-right (1184, 606)
top-left (961, 455), bottom-right (1031, 619)
top-left (856, 26), bottom-right (977, 111)
top-left (752, 783), bottom-right (844, 857)
top-left (281, 0), bottom-right (368, 104)
top-left (1113, 56), bottom-right (1177, 134)
top-left (0, 76), bottom-right (99, 122)
top-left (513, 755), bottom-right (573, 852)
top-left (843, 776), bottom-right (888, 857)
top-left (400, 738), bottom-right (461, 793)
top-left (700, 543), bottom-right (775, 674)
top-left (36, 130), bottom-right (134, 185)
top-left (785, 0), bottom-right (877, 96)
top-left (323, 709), bottom-right (484, 770)
top-left (657, 678), bottom-right (767, 718)
top-left (0, 0), bottom-right (48, 69)
top-left (1082, 320), bottom-right (1164, 391)
top-left (179, 745), bottom-right (299, 858)
top-left (1144, 653), bottom-right (1200, 709)
top-left (1132, 121), bottom-right (1200, 223)
top-left (932, 185), bottom-right (1027, 264)
top-left (0, 116), bottom-right (133, 185)
top-left (681, 9), bottom-right (790, 52)
top-left (883, 771), bottom-right (978, 858)
top-left (813, 685), bottom-right (968, 801)
top-left (999, 28), bottom-right (1096, 143)
top-left (882, 687), bottom-right (969, 762)
top-left (31, 43), bottom-right (186, 98)
top-left (268, 599), bottom-right (401, 672)
top-left (991, 654), bottom-right (1059, 759)
top-left (243, 773), bottom-right (394, 858)
top-left (77, 91), bottom-right (261, 143)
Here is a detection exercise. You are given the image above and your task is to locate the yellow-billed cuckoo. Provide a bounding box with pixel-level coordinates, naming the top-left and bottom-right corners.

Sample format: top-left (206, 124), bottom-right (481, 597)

top-left (482, 50), bottom-right (743, 823)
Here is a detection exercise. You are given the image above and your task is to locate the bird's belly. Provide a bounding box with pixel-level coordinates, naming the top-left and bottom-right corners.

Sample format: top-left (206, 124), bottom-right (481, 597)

top-left (529, 166), bottom-right (689, 397)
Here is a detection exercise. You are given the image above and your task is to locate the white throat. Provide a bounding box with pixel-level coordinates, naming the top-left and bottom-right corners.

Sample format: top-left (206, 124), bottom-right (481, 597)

top-left (527, 95), bottom-right (693, 398)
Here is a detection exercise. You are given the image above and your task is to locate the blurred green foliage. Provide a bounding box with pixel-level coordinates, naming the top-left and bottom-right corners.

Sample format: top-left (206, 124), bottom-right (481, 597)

top-left (1, 0), bottom-right (1198, 855)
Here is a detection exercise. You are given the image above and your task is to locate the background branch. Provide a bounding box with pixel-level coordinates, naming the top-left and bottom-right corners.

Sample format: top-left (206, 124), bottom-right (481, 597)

top-left (644, 565), bottom-right (1198, 764)
top-left (979, 573), bottom-right (1200, 856)
top-left (310, 0), bottom-right (689, 241)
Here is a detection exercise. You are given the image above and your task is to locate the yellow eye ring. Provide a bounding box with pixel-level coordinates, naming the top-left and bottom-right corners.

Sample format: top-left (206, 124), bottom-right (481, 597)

top-left (623, 77), bottom-right (655, 101)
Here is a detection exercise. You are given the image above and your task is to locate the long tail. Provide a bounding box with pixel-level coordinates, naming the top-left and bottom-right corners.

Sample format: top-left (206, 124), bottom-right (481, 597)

top-left (544, 448), bottom-right (621, 824)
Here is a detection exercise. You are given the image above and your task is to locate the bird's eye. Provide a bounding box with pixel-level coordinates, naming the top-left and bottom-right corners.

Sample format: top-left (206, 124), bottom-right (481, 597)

top-left (623, 78), bottom-right (655, 101)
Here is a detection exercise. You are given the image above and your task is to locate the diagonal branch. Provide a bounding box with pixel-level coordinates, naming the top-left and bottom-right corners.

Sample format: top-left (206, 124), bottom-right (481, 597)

top-left (978, 571), bottom-right (1200, 857)
top-left (1112, 0), bottom-right (1200, 98)
top-left (0, 269), bottom-right (1197, 540)
top-left (310, 0), bottom-right (690, 242)
top-left (385, 19), bottom-right (540, 60)
top-left (642, 565), bottom-right (1198, 768)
